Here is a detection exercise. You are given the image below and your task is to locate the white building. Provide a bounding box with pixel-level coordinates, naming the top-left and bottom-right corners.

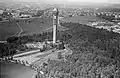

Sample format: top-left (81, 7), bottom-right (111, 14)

top-left (92, 22), bottom-right (98, 26)
top-left (26, 42), bottom-right (45, 49)
top-left (11, 13), bottom-right (19, 18)
top-left (118, 22), bottom-right (120, 25)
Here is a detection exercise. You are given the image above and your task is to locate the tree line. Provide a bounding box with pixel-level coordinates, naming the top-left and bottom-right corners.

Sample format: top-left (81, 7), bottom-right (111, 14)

top-left (0, 31), bottom-right (53, 58)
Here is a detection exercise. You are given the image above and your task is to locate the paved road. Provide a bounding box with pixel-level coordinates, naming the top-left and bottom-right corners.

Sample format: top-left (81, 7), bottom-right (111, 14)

top-left (13, 50), bottom-right (40, 58)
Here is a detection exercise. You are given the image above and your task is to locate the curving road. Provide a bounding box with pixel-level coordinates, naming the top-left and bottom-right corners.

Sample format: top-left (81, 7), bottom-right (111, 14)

top-left (4, 22), bottom-right (22, 40)
top-left (17, 23), bottom-right (23, 37)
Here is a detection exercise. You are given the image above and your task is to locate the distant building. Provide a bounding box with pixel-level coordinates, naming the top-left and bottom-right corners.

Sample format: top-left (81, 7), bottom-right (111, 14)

top-left (26, 42), bottom-right (45, 49)
top-left (92, 22), bottom-right (98, 26)
top-left (118, 22), bottom-right (120, 25)
top-left (19, 14), bottom-right (32, 18)
top-left (0, 10), bottom-right (3, 14)
top-left (11, 13), bottom-right (19, 18)
top-left (113, 29), bottom-right (120, 33)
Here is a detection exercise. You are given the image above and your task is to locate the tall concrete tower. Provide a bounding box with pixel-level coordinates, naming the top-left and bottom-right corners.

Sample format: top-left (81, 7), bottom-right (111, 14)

top-left (53, 8), bottom-right (59, 43)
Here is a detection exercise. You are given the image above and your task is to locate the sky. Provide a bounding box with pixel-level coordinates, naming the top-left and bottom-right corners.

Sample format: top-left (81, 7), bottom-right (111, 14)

top-left (14, 0), bottom-right (120, 3)
top-left (1, 0), bottom-right (120, 4)
top-left (68, 0), bottom-right (120, 3)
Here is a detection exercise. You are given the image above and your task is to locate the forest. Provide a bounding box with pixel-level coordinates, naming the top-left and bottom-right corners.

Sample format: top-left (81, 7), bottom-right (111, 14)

top-left (41, 22), bottom-right (120, 78)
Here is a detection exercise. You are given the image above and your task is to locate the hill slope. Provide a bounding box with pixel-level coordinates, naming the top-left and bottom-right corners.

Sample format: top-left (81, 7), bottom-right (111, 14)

top-left (0, 17), bottom-right (53, 41)
top-left (44, 22), bottom-right (120, 78)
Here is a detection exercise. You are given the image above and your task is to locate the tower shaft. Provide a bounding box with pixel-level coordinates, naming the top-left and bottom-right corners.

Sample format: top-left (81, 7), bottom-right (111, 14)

top-left (53, 8), bottom-right (59, 44)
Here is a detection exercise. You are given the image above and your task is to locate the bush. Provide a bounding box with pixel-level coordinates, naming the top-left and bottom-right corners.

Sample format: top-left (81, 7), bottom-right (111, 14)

top-left (58, 52), bottom-right (63, 59)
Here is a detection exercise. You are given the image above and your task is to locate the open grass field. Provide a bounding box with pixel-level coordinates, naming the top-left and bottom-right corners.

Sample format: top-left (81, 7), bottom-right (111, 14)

top-left (61, 16), bottom-right (108, 24)
top-left (0, 20), bottom-right (21, 41)
top-left (0, 17), bottom-right (58, 41)
top-left (18, 17), bottom-right (53, 35)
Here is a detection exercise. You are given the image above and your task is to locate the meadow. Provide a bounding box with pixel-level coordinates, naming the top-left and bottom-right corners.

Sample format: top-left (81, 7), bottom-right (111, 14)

top-left (0, 17), bottom-right (53, 41)
top-left (0, 20), bottom-right (20, 41)
top-left (18, 17), bottom-right (53, 35)
top-left (61, 16), bottom-right (108, 24)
